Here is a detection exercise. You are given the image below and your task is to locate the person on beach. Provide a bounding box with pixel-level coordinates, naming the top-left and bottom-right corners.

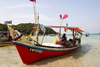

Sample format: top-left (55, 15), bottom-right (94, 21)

top-left (61, 33), bottom-right (70, 47)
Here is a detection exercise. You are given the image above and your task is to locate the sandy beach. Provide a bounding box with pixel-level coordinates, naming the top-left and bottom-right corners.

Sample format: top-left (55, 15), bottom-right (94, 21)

top-left (0, 0), bottom-right (100, 66)
top-left (0, 35), bottom-right (100, 67)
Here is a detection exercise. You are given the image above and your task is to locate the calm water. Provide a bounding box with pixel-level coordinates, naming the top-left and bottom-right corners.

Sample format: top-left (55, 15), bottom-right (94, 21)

top-left (0, 34), bottom-right (100, 67)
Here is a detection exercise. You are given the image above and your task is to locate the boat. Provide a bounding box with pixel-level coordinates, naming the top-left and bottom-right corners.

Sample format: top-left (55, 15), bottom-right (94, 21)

top-left (0, 41), bottom-right (13, 46)
top-left (6, 0), bottom-right (83, 65)
top-left (85, 34), bottom-right (89, 37)
top-left (0, 31), bottom-right (13, 46)
top-left (7, 24), bottom-right (83, 64)
top-left (85, 32), bottom-right (89, 37)
top-left (50, 34), bottom-right (56, 36)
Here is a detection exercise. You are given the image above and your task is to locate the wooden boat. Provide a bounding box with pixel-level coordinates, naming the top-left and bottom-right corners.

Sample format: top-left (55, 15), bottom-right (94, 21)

top-left (0, 41), bottom-right (12, 46)
top-left (50, 34), bottom-right (56, 36)
top-left (0, 31), bottom-right (13, 46)
top-left (85, 34), bottom-right (89, 37)
top-left (7, 23), bottom-right (83, 64)
top-left (6, 0), bottom-right (83, 65)
top-left (85, 32), bottom-right (89, 37)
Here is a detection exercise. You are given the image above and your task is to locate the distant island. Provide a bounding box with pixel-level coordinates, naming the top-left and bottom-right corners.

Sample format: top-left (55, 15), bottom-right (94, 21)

top-left (0, 23), bottom-right (57, 35)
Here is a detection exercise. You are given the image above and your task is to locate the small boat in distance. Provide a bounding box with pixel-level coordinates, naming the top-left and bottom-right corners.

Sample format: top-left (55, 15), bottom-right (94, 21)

top-left (50, 34), bottom-right (56, 36)
top-left (85, 32), bottom-right (89, 37)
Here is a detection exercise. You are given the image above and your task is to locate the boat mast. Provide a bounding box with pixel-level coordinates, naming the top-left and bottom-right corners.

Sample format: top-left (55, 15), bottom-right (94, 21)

top-left (36, 14), bottom-right (39, 43)
top-left (33, 2), bottom-right (37, 27)
top-left (59, 14), bottom-right (68, 40)
top-left (59, 19), bottom-right (63, 39)
top-left (32, 1), bottom-right (39, 43)
top-left (59, 14), bottom-right (63, 40)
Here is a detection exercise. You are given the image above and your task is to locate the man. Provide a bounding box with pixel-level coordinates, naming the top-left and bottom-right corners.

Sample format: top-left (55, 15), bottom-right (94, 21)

top-left (61, 33), bottom-right (70, 47)
top-left (61, 33), bottom-right (67, 42)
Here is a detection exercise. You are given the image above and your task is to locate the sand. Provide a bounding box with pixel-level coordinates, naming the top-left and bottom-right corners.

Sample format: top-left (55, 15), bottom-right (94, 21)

top-left (0, 44), bottom-right (100, 67)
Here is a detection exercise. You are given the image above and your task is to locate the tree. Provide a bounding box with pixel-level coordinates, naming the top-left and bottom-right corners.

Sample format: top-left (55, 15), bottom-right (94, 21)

top-left (0, 23), bottom-right (57, 35)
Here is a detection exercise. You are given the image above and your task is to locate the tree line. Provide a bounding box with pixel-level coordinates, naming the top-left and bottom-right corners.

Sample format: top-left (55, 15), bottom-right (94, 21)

top-left (0, 23), bottom-right (57, 35)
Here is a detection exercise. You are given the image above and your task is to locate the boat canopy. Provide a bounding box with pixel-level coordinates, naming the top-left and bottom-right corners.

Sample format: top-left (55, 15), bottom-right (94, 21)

top-left (45, 25), bottom-right (83, 32)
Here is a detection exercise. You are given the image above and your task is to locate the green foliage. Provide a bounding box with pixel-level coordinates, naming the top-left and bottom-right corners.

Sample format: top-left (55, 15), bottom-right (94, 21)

top-left (0, 23), bottom-right (57, 35)
top-left (0, 23), bottom-right (7, 31)
top-left (45, 27), bottom-right (57, 34)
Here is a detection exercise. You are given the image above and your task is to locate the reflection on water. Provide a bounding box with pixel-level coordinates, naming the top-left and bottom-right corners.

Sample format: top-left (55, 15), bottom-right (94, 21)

top-left (0, 35), bottom-right (100, 67)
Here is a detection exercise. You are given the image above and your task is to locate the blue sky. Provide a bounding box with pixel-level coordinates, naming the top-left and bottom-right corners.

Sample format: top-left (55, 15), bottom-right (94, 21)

top-left (0, 0), bottom-right (100, 34)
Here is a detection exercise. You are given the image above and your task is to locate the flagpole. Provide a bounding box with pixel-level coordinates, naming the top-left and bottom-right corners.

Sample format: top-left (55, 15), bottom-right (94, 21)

top-left (36, 13), bottom-right (39, 43)
top-left (33, 1), bottom-right (38, 43)
top-left (58, 14), bottom-right (68, 40)
top-left (33, 2), bottom-right (37, 24)
top-left (33, 2), bottom-right (37, 32)
top-left (59, 19), bottom-right (63, 40)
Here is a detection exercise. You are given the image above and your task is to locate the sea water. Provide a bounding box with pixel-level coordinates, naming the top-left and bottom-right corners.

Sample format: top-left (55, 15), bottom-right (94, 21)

top-left (0, 34), bottom-right (100, 67)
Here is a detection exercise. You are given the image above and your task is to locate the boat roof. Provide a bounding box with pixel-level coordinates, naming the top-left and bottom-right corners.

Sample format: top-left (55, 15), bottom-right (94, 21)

top-left (45, 25), bottom-right (83, 32)
top-left (0, 31), bottom-right (10, 33)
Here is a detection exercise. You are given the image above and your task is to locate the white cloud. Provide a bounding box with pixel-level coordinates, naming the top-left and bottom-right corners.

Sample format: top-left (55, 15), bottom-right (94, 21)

top-left (3, 4), bottom-right (49, 9)
top-left (39, 14), bottom-right (54, 21)
top-left (4, 4), bottom-right (32, 9)
top-left (0, 12), bottom-right (55, 25)
top-left (0, 11), bottom-right (7, 22)
top-left (5, 13), bottom-right (54, 21)
top-left (12, 14), bottom-right (34, 18)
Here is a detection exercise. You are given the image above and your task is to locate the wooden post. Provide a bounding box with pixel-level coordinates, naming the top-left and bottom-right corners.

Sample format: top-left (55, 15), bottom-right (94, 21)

top-left (73, 28), bottom-right (75, 44)
top-left (36, 14), bottom-right (39, 43)
top-left (33, 2), bottom-right (37, 32)
top-left (59, 19), bottom-right (63, 40)
top-left (33, 2), bottom-right (38, 43)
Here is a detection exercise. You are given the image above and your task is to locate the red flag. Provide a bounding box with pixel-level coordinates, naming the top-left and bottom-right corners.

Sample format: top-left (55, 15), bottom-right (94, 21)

top-left (59, 14), bottom-right (62, 19)
top-left (30, 0), bottom-right (36, 3)
top-left (63, 14), bottom-right (68, 19)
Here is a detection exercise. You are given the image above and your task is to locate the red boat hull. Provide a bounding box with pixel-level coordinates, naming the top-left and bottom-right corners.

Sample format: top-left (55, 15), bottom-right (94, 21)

top-left (15, 44), bottom-right (77, 64)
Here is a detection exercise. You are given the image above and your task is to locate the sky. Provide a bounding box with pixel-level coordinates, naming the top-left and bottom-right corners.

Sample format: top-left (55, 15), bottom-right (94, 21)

top-left (0, 0), bottom-right (100, 34)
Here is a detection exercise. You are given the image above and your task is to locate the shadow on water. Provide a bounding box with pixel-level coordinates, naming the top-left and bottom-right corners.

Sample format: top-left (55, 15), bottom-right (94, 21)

top-left (28, 44), bottom-right (92, 66)
top-left (71, 44), bottom-right (92, 59)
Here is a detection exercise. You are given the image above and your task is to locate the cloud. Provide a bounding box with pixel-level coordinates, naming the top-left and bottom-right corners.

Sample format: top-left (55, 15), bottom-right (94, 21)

top-left (4, 4), bottom-right (32, 9)
top-left (39, 14), bottom-right (54, 21)
top-left (6, 13), bottom-right (54, 22)
top-left (3, 4), bottom-right (49, 9)
top-left (0, 12), bottom-right (55, 25)
top-left (0, 11), bottom-right (6, 21)
top-left (12, 14), bottom-right (34, 18)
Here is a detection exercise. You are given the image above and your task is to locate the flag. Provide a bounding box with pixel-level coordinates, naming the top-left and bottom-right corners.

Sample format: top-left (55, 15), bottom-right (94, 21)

top-left (4, 21), bottom-right (12, 24)
top-left (59, 14), bottom-right (62, 19)
top-left (63, 14), bottom-right (68, 19)
top-left (30, 0), bottom-right (36, 3)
